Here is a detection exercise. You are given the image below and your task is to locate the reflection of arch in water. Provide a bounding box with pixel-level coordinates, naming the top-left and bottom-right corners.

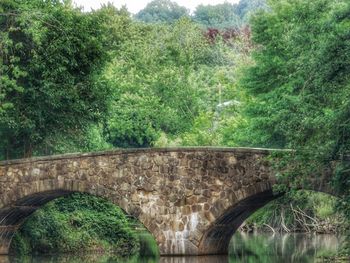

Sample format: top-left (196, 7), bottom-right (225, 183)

top-left (228, 232), bottom-right (344, 263)
top-left (0, 255), bottom-right (229, 263)
top-left (159, 255), bottom-right (229, 263)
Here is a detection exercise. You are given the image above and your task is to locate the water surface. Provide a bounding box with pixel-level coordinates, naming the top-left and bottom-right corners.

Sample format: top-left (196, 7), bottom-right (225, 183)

top-left (1, 233), bottom-right (345, 263)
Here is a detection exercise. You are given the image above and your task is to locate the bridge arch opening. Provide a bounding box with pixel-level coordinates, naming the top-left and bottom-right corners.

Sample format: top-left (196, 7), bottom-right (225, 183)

top-left (0, 190), bottom-right (159, 257)
top-left (198, 189), bottom-right (343, 255)
top-left (198, 190), bottom-right (278, 254)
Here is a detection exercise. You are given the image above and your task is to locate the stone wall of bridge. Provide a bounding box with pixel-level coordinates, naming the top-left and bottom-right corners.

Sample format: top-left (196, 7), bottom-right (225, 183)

top-left (0, 147), bottom-right (331, 255)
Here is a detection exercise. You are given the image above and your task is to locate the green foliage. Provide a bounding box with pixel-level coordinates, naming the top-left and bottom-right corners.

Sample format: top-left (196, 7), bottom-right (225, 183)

top-left (135, 0), bottom-right (268, 28)
top-left (10, 193), bottom-right (140, 255)
top-left (41, 124), bottom-right (112, 154)
top-left (193, 3), bottom-right (240, 29)
top-left (247, 191), bottom-right (345, 232)
top-left (107, 94), bottom-right (162, 147)
top-left (173, 29), bottom-right (253, 147)
top-left (239, 0), bottom-right (350, 151)
top-left (235, 0), bottom-right (350, 216)
top-left (135, 0), bottom-right (189, 23)
top-left (138, 232), bottom-right (159, 257)
top-left (104, 18), bottom-right (215, 147)
top-left (236, 0), bottom-right (269, 23)
top-left (0, 0), bottom-right (125, 159)
top-left (193, 0), bottom-right (268, 29)
top-left (180, 112), bottom-right (219, 146)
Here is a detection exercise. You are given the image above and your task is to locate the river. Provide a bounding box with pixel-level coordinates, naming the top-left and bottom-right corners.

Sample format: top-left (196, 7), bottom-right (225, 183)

top-left (0, 233), bottom-right (346, 263)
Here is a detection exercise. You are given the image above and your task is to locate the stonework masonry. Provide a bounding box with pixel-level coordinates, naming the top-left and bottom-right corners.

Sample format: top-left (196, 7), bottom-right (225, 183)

top-left (0, 147), bottom-right (333, 256)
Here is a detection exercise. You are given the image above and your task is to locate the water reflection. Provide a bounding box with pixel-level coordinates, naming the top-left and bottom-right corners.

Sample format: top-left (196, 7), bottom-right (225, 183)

top-left (159, 256), bottom-right (228, 263)
top-left (0, 233), bottom-right (345, 263)
top-left (1, 256), bottom-right (229, 263)
top-left (229, 233), bottom-right (343, 263)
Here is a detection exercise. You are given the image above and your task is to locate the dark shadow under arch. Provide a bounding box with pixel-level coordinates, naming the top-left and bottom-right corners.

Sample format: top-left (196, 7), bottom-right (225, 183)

top-left (0, 190), bottom-right (72, 228)
top-left (198, 188), bottom-right (341, 255)
top-left (198, 190), bottom-right (281, 255)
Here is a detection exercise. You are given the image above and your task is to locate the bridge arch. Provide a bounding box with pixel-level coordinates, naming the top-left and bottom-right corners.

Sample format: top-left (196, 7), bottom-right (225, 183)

top-left (0, 148), bottom-right (335, 256)
top-left (198, 190), bottom-right (278, 255)
top-left (4, 189), bottom-right (160, 256)
top-left (0, 181), bottom-right (163, 256)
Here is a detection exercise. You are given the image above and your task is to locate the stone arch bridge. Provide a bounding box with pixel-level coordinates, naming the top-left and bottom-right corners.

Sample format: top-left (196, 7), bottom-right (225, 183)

top-left (0, 148), bottom-right (333, 256)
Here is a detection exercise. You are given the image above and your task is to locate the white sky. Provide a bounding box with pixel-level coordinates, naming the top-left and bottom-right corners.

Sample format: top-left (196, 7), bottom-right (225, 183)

top-left (73, 0), bottom-right (240, 14)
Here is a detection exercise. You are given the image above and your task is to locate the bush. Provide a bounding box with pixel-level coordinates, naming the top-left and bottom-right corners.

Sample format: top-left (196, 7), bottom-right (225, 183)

top-left (10, 193), bottom-right (139, 256)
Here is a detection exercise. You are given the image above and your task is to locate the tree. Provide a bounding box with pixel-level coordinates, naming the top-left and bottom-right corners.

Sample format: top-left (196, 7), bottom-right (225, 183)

top-left (235, 0), bottom-right (350, 221)
top-left (11, 193), bottom-right (140, 255)
top-left (0, 0), bottom-right (130, 159)
top-left (135, 0), bottom-right (189, 23)
top-left (236, 0), bottom-right (268, 23)
top-left (192, 0), bottom-right (268, 29)
top-left (193, 3), bottom-right (240, 28)
top-left (104, 18), bottom-right (214, 147)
